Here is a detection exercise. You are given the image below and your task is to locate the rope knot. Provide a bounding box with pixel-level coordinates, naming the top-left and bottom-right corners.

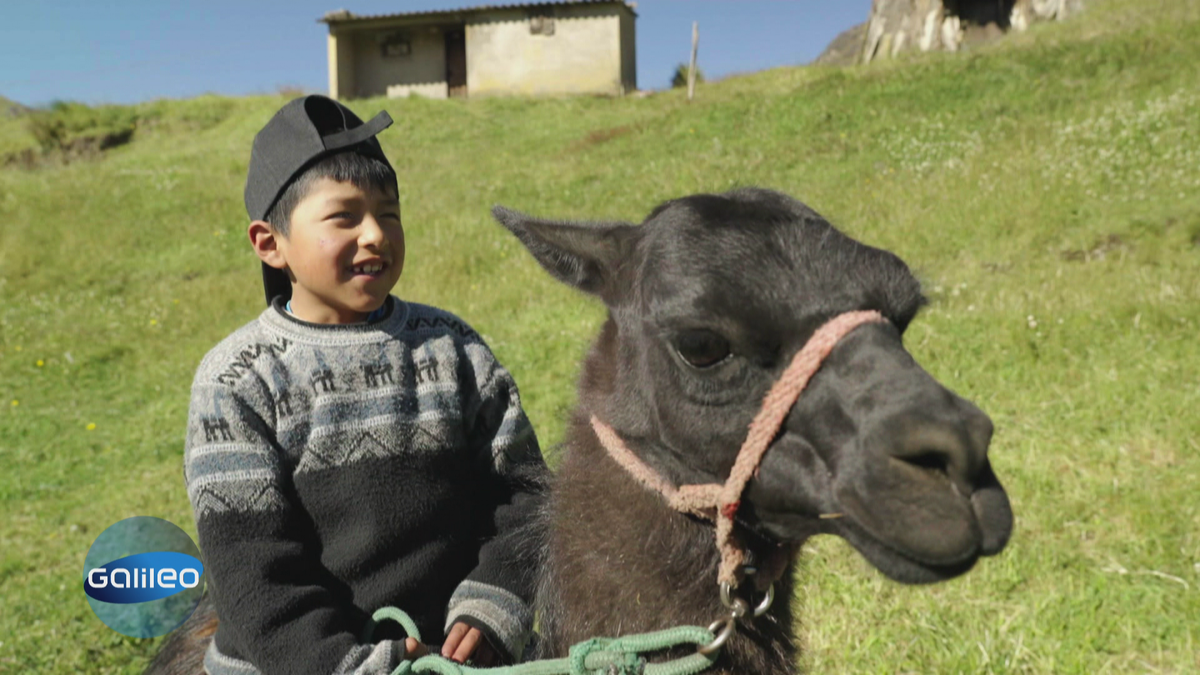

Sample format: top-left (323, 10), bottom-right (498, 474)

top-left (567, 637), bottom-right (646, 675)
top-left (719, 502), bottom-right (740, 520)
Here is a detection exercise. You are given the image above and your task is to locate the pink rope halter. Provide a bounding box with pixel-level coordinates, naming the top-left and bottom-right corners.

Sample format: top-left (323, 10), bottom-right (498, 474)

top-left (591, 310), bottom-right (888, 587)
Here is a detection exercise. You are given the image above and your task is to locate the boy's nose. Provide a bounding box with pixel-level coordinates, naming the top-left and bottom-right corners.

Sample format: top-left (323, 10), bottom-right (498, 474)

top-left (359, 216), bottom-right (387, 247)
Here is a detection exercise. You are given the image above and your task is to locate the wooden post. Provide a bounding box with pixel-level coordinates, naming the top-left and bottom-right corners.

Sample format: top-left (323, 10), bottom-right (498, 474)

top-left (687, 21), bottom-right (698, 101)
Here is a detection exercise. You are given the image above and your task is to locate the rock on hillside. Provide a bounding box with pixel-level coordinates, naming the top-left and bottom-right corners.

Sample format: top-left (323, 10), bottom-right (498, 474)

top-left (861, 0), bottom-right (1086, 63)
top-left (815, 22), bottom-right (868, 66)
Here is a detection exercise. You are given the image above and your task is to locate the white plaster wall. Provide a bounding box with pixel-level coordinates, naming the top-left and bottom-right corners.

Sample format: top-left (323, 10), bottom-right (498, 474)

top-left (387, 82), bottom-right (449, 99)
top-left (328, 30), bottom-right (357, 99)
top-left (466, 5), bottom-right (623, 96)
top-left (351, 26), bottom-right (448, 98)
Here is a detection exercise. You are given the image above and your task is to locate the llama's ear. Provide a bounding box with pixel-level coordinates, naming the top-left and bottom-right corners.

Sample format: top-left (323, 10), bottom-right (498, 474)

top-left (492, 205), bottom-right (636, 297)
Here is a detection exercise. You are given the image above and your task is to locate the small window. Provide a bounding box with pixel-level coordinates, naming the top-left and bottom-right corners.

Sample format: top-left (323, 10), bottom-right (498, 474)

top-left (529, 9), bottom-right (555, 36)
top-left (380, 34), bottom-right (412, 57)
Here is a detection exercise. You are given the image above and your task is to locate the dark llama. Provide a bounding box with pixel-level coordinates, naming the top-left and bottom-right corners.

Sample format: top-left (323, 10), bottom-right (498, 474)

top-left (147, 188), bottom-right (1012, 674)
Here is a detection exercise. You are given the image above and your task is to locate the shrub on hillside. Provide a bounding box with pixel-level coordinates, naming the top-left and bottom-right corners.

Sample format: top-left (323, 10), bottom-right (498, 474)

top-left (670, 63), bottom-right (705, 89)
top-left (137, 95), bottom-right (238, 133)
top-left (26, 101), bottom-right (138, 155)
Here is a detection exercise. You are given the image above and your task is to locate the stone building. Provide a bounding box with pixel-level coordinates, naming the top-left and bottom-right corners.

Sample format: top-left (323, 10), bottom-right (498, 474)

top-left (320, 0), bottom-right (637, 100)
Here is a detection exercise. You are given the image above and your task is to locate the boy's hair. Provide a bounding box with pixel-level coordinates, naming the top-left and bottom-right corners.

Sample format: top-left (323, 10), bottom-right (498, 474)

top-left (264, 150), bottom-right (399, 237)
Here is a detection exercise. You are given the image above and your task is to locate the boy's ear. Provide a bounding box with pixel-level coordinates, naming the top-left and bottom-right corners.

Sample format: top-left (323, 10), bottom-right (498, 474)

top-left (249, 220), bottom-right (287, 269)
top-left (491, 206), bottom-right (636, 300)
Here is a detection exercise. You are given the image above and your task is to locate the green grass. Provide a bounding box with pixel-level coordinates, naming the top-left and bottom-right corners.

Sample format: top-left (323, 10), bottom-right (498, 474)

top-left (2, 0), bottom-right (1199, 671)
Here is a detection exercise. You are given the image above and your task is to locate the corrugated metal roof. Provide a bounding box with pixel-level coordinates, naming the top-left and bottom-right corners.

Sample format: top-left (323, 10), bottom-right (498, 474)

top-left (320, 1), bottom-right (636, 24)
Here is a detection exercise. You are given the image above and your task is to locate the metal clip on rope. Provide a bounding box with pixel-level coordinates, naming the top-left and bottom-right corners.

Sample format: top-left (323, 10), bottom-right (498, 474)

top-left (699, 595), bottom-right (745, 657)
top-left (696, 575), bottom-right (776, 657)
top-left (720, 580), bottom-right (775, 618)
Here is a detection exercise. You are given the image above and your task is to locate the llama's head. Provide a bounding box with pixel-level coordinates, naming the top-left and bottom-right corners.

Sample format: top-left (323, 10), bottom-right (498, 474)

top-left (494, 188), bottom-right (1012, 584)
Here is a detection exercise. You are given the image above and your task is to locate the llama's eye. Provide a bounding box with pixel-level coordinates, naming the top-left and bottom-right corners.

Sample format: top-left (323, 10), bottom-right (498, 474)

top-left (674, 330), bottom-right (731, 369)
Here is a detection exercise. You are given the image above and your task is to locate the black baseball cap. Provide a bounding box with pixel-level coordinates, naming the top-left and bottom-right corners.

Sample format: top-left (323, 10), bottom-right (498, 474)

top-left (245, 95), bottom-right (395, 305)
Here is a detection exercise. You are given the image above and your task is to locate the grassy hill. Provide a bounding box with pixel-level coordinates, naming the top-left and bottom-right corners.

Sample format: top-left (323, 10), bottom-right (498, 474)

top-left (0, 95), bottom-right (30, 116)
top-left (2, 0), bottom-right (1198, 671)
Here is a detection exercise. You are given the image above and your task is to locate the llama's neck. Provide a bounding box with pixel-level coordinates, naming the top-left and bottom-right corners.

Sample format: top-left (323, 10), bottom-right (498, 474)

top-left (535, 412), bottom-right (797, 673)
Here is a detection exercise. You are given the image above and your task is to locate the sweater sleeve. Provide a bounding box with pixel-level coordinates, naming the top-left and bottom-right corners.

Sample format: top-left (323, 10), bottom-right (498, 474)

top-left (184, 374), bottom-right (409, 675)
top-left (444, 341), bottom-right (549, 663)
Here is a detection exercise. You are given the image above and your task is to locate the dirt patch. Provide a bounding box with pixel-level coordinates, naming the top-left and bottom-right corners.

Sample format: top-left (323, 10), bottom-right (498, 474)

top-left (1060, 233), bottom-right (1128, 262)
top-left (2, 148), bottom-right (39, 169)
top-left (1123, 440), bottom-right (1179, 469)
top-left (2, 127), bottom-right (133, 170)
top-left (571, 123), bottom-right (641, 151)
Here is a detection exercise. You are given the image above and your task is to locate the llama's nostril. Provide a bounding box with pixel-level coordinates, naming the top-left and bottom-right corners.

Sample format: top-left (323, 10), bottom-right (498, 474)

top-left (887, 421), bottom-right (979, 492)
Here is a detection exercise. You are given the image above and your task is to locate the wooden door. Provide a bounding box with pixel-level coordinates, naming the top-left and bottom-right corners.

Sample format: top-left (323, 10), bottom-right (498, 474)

top-left (445, 28), bottom-right (467, 98)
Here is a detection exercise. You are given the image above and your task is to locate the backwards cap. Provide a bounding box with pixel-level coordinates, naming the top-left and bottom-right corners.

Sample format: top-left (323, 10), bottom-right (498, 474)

top-left (244, 95), bottom-right (394, 305)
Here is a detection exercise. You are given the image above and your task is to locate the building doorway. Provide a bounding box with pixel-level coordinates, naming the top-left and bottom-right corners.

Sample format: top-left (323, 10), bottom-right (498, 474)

top-left (945, 0), bottom-right (1016, 29)
top-left (445, 28), bottom-right (467, 98)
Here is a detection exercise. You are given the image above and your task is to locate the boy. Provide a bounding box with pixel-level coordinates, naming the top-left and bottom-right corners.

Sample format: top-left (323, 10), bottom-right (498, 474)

top-left (184, 95), bottom-right (546, 675)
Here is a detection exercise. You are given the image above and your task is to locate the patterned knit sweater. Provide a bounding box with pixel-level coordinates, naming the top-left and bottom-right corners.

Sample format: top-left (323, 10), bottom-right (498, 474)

top-left (184, 297), bottom-right (547, 675)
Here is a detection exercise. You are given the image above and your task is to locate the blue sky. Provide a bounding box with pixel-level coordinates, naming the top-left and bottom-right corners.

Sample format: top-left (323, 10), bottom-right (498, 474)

top-left (1, 1), bottom-right (870, 107)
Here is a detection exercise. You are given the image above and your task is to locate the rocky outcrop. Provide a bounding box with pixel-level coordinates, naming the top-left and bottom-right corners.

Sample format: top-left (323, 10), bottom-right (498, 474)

top-left (815, 22), bottom-right (869, 67)
top-left (860, 0), bottom-right (1086, 63)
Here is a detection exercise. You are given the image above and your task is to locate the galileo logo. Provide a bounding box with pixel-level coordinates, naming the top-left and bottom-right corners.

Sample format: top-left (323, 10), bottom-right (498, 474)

top-left (84, 551), bottom-right (203, 603)
top-left (83, 516), bottom-right (205, 638)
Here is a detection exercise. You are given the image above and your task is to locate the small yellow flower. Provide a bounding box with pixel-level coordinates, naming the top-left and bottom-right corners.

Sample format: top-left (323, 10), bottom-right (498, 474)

top-left (150, 319), bottom-right (158, 326)
top-left (14, 345), bottom-right (22, 352)
top-left (36, 359), bottom-right (44, 367)
top-left (10, 400), bottom-right (17, 407)
top-left (172, 299), bottom-right (180, 304)
top-left (86, 422), bottom-right (97, 431)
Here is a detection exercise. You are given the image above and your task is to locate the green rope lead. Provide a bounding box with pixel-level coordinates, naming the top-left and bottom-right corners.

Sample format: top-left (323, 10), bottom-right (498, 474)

top-left (363, 607), bottom-right (719, 675)
top-left (363, 606), bottom-right (425, 644)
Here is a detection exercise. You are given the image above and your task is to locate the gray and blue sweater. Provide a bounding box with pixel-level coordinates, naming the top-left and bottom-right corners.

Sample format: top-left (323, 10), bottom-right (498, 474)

top-left (184, 297), bottom-right (547, 675)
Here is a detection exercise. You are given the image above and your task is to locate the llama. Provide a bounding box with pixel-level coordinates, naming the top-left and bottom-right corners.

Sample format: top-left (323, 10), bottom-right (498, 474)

top-left (146, 187), bottom-right (1011, 674)
top-left (497, 187), bottom-right (1012, 673)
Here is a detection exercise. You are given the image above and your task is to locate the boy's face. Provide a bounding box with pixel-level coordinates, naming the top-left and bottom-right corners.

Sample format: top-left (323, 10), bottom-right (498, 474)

top-left (264, 178), bottom-right (404, 324)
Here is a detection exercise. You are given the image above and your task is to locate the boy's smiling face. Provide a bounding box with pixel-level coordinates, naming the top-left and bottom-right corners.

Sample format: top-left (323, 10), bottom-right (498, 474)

top-left (254, 178), bottom-right (405, 324)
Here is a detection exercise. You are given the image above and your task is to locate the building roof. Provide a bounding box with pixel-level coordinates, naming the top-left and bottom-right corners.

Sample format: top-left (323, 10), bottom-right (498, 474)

top-left (320, 0), bottom-right (637, 25)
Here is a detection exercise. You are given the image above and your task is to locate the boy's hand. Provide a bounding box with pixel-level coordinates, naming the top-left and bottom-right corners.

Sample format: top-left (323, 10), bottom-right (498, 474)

top-left (442, 621), bottom-right (499, 666)
top-left (404, 637), bottom-right (428, 661)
